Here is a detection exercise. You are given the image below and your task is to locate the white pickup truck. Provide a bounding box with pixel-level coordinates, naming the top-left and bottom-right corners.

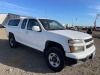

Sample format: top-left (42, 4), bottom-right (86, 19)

top-left (5, 17), bottom-right (96, 72)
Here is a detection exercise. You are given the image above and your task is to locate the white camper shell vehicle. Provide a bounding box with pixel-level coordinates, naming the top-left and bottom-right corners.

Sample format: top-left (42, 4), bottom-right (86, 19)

top-left (5, 17), bottom-right (96, 72)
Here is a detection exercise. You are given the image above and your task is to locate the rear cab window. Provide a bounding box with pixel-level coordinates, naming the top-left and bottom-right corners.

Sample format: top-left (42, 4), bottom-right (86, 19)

top-left (8, 19), bottom-right (20, 26)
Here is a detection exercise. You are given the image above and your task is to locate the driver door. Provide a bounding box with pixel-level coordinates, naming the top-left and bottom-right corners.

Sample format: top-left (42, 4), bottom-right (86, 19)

top-left (25, 19), bottom-right (43, 51)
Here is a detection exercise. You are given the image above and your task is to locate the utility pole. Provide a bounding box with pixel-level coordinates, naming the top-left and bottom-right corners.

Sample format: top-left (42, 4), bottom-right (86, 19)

top-left (72, 18), bottom-right (78, 27)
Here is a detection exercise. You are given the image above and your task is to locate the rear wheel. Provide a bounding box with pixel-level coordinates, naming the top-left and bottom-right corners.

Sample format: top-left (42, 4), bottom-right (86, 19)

top-left (9, 35), bottom-right (18, 48)
top-left (45, 47), bottom-right (65, 72)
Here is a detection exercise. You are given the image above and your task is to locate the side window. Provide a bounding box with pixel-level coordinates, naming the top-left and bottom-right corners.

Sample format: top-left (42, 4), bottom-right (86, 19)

top-left (21, 19), bottom-right (27, 29)
top-left (8, 19), bottom-right (20, 26)
top-left (27, 19), bottom-right (39, 30)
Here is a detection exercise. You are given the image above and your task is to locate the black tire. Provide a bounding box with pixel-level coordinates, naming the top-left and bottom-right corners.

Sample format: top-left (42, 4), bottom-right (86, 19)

top-left (45, 47), bottom-right (65, 72)
top-left (9, 35), bottom-right (18, 48)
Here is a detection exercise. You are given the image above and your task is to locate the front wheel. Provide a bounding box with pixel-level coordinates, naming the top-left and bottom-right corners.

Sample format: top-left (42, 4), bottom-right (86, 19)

top-left (45, 47), bottom-right (65, 72)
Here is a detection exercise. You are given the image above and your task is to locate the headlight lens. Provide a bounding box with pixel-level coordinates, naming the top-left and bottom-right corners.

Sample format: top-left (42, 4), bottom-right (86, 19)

top-left (68, 39), bottom-right (83, 44)
top-left (74, 40), bottom-right (83, 43)
top-left (68, 39), bottom-right (84, 53)
top-left (70, 46), bottom-right (84, 53)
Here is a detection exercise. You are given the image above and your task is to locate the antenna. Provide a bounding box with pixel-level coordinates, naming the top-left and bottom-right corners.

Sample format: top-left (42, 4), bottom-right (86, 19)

top-left (46, 8), bottom-right (47, 18)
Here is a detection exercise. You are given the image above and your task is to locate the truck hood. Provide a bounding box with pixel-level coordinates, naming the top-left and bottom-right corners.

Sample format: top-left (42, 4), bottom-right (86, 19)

top-left (49, 30), bottom-right (92, 39)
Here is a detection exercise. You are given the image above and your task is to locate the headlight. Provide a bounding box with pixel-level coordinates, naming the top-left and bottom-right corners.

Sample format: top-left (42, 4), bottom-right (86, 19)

top-left (68, 39), bottom-right (84, 53)
top-left (70, 46), bottom-right (84, 53)
top-left (68, 39), bottom-right (83, 44)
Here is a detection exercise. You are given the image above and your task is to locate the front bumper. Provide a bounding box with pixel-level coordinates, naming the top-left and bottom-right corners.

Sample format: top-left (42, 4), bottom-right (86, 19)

top-left (65, 45), bottom-right (95, 59)
top-left (65, 45), bottom-right (96, 66)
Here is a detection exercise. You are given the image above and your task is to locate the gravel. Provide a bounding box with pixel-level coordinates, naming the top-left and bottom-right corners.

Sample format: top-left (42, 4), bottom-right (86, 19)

top-left (0, 28), bottom-right (100, 75)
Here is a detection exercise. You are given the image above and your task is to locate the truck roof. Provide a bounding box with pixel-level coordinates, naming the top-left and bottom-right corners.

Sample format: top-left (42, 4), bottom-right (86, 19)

top-left (8, 17), bottom-right (54, 21)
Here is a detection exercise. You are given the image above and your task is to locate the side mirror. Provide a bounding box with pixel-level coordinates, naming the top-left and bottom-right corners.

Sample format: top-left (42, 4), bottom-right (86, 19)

top-left (32, 26), bottom-right (40, 32)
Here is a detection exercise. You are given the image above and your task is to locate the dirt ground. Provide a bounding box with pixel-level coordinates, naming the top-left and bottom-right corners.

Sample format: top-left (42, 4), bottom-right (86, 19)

top-left (0, 28), bottom-right (100, 75)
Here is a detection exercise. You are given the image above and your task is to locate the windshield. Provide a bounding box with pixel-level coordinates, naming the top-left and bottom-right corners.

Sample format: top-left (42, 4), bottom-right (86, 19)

top-left (39, 19), bottom-right (66, 30)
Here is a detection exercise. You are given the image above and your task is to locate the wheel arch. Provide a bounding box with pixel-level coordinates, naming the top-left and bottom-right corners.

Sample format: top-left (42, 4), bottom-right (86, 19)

top-left (44, 40), bottom-right (66, 57)
top-left (9, 32), bottom-right (14, 38)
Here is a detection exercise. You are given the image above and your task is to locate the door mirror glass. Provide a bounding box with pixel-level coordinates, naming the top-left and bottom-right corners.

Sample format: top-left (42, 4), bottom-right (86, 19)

top-left (32, 26), bottom-right (40, 32)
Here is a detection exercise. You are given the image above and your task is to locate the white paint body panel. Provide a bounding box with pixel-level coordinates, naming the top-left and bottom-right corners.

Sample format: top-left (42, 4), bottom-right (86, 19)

top-left (5, 18), bottom-right (96, 60)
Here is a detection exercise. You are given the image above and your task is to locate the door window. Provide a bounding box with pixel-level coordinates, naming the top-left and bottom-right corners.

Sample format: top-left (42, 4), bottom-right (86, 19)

top-left (27, 19), bottom-right (40, 30)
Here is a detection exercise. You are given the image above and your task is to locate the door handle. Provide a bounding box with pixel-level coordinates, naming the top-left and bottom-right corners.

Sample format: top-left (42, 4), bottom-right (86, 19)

top-left (25, 31), bottom-right (29, 34)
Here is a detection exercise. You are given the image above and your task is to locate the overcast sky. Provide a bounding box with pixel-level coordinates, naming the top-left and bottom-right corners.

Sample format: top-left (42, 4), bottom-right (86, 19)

top-left (0, 0), bottom-right (100, 26)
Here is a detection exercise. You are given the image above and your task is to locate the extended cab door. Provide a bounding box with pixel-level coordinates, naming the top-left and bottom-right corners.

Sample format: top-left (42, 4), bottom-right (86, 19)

top-left (18, 19), bottom-right (28, 44)
top-left (24, 19), bottom-right (43, 51)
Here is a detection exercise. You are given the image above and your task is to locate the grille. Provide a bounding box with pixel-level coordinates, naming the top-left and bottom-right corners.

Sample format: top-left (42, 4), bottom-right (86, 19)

top-left (86, 43), bottom-right (93, 49)
top-left (84, 38), bottom-right (93, 43)
top-left (84, 38), bottom-right (93, 49)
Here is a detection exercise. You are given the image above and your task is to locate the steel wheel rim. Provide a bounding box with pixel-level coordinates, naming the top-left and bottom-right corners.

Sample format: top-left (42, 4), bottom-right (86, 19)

top-left (48, 53), bottom-right (60, 67)
top-left (10, 38), bottom-right (14, 46)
